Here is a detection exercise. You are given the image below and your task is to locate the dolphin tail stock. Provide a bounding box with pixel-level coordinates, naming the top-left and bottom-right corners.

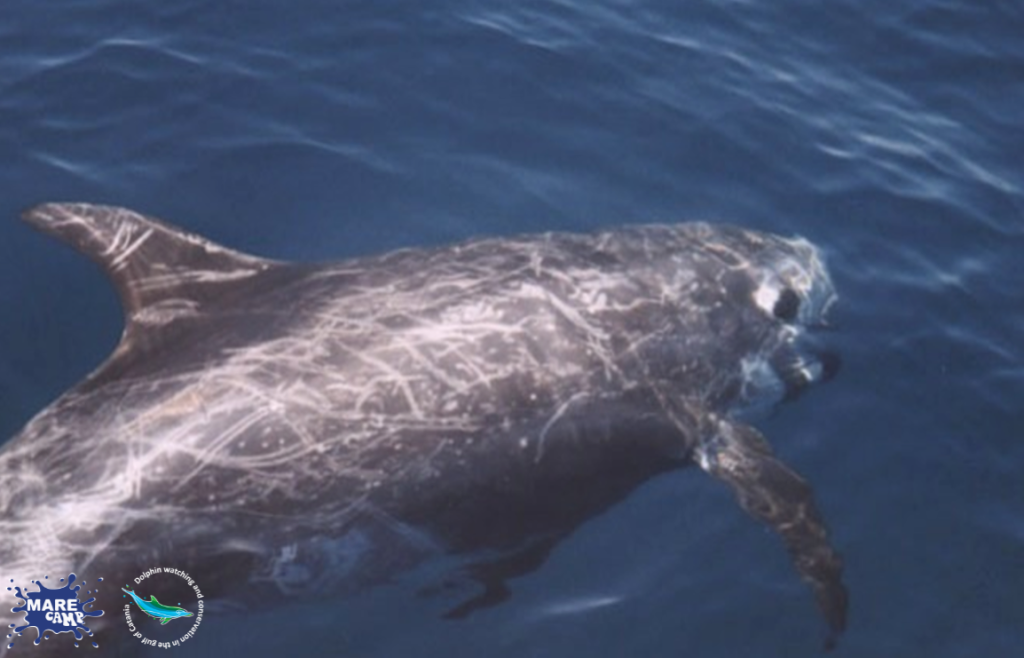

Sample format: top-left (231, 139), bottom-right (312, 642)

top-left (693, 414), bottom-right (847, 650)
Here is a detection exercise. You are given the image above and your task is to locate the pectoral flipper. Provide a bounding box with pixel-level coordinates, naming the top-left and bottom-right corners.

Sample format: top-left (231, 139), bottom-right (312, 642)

top-left (697, 417), bottom-right (847, 650)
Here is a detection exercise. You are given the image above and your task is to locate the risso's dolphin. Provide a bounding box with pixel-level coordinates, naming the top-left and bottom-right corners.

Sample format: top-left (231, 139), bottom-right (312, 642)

top-left (0, 204), bottom-right (847, 653)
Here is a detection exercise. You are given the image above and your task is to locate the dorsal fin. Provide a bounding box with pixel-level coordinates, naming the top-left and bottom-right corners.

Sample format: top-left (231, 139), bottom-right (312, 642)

top-left (22, 203), bottom-right (282, 338)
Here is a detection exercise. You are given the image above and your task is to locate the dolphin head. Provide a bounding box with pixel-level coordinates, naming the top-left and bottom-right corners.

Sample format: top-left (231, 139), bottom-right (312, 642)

top-left (615, 223), bottom-right (839, 412)
top-left (695, 224), bottom-right (840, 409)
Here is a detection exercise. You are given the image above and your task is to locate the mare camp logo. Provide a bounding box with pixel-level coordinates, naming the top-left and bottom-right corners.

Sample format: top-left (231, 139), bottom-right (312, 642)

top-left (122, 568), bottom-right (204, 649)
top-left (5, 573), bottom-right (104, 650)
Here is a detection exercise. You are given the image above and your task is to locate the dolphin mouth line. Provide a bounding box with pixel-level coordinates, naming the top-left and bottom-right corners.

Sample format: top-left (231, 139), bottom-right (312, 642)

top-left (735, 324), bottom-right (840, 411)
top-left (772, 326), bottom-right (841, 401)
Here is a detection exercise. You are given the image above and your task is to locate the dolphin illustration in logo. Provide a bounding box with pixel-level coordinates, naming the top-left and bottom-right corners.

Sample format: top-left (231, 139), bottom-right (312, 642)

top-left (121, 588), bottom-right (193, 625)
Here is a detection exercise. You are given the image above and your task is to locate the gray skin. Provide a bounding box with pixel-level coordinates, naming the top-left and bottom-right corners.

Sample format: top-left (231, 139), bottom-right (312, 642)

top-left (0, 205), bottom-right (846, 654)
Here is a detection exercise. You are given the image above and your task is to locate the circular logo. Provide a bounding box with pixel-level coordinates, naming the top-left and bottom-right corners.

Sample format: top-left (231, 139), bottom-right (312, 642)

top-left (121, 568), bottom-right (204, 649)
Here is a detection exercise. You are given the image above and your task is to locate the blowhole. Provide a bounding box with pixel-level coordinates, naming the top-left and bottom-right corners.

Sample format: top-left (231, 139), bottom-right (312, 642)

top-left (773, 288), bottom-right (800, 322)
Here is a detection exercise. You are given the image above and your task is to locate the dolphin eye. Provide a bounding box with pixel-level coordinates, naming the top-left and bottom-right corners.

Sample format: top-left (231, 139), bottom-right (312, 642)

top-left (773, 288), bottom-right (800, 322)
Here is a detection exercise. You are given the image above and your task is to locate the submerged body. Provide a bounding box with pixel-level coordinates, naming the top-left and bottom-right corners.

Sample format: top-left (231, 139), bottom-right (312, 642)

top-left (0, 205), bottom-right (846, 653)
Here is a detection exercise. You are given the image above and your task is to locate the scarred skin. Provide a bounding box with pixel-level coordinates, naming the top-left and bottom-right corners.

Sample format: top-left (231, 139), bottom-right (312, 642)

top-left (0, 205), bottom-right (846, 654)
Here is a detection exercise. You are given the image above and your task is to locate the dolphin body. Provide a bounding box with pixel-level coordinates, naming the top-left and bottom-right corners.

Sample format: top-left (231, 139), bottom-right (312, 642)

top-left (121, 588), bottom-right (193, 625)
top-left (0, 205), bottom-right (846, 653)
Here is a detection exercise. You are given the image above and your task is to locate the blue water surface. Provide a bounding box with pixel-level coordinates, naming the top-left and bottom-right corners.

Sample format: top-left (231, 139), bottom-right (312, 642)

top-left (1, 1), bottom-right (1022, 656)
